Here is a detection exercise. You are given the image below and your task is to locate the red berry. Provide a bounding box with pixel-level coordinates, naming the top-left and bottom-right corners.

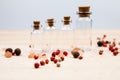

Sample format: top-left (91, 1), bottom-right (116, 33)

top-left (34, 62), bottom-right (39, 68)
top-left (40, 61), bottom-right (45, 66)
top-left (79, 56), bottom-right (83, 60)
top-left (56, 49), bottom-right (60, 55)
top-left (52, 52), bottom-right (56, 57)
top-left (53, 58), bottom-right (58, 64)
top-left (45, 59), bottom-right (49, 64)
top-left (113, 51), bottom-right (119, 56)
top-left (63, 51), bottom-right (68, 56)
top-left (115, 47), bottom-right (118, 50)
top-left (34, 55), bottom-right (39, 60)
top-left (109, 45), bottom-right (113, 51)
top-left (50, 56), bottom-right (55, 61)
top-left (99, 50), bottom-right (103, 55)
top-left (111, 48), bottom-right (115, 52)
top-left (42, 53), bottom-right (46, 56)
top-left (103, 42), bottom-right (107, 47)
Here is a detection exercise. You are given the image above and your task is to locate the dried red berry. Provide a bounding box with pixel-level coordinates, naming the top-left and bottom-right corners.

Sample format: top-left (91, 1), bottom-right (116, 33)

top-left (113, 51), bottom-right (119, 56)
top-left (45, 59), bottom-right (49, 64)
top-left (50, 56), bottom-right (55, 61)
top-left (99, 50), bottom-right (104, 55)
top-left (34, 62), bottom-right (40, 68)
top-left (40, 60), bottom-right (45, 66)
top-left (53, 58), bottom-right (58, 64)
top-left (56, 49), bottom-right (60, 55)
top-left (63, 51), bottom-right (68, 56)
top-left (79, 56), bottom-right (83, 60)
top-left (52, 52), bottom-right (56, 57)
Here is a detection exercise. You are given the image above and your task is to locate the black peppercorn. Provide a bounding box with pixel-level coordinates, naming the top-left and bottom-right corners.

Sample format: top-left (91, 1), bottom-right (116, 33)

top-left (5, 48), bottom-right (13, 53)
top-left (97, 41), bottom-right (103, 47)
top-left (72, 51), bottom-right (80, 58)
top-left (14, 48), bottom-right (21, 56)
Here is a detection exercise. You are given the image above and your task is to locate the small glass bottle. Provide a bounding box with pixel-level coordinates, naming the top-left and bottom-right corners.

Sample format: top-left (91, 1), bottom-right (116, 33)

top-left (58, 16), bottom-right (73, 50)
top-left (43, 18), bottom-right (56, 52)
top-left (75, 6), bottom-right (92, 50)
top-left (30, 20), bottom-right (44, 53)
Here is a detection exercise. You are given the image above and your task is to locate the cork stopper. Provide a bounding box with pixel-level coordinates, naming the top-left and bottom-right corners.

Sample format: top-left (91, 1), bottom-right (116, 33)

top-left (63, 16), bottom-right (71, 25)
top-left (77, 6), bottom-right (91, 17)
top-left (63, 21), bottom-right (71, 25)
top-left (78, 12), bottom-right (91, 17)
top-left (47, 18), bottom-right (54, 27)
top-left (33, 21), bottom-right (40, 30)
top-left (78, 6), bottom-right (90, 13)
top-left (64, 16), bottom-right (70, 21)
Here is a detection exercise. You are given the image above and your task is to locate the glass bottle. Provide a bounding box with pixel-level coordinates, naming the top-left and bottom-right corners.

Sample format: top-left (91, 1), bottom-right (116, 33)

top-left (75, 6), bottom-right (92, 50)
top-left (30, 20), bottom-right (44, 54)
top-left (58, 16), bottom-right (73, 50)
top-left (43, 18), bottom-right (56, 52)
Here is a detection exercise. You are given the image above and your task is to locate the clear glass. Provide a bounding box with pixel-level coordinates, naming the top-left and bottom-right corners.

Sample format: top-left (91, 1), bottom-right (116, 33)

top-left (45, 25), bottom-right (56, 30)
top-left (43, 22), bottom-right (57, 52)
top-left (61, 23), bottom-right (72, 30)
top-left (74, 17), bottom-right (92, 50)
top-left (30, 25), bottom-right (44, 54)
top-left (56, 21), bottom-right (74, 50)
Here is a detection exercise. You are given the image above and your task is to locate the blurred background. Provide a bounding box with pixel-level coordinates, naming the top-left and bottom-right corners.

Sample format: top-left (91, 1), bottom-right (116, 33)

top-left (0, 0), bottom-right (120, 30)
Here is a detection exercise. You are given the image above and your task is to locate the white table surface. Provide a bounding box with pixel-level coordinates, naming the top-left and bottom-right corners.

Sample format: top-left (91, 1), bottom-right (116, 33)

top-left (0, 30), bottom-right (120, 80)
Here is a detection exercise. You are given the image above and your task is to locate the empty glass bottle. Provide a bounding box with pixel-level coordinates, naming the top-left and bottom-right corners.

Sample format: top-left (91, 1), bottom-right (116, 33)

top-left (30, 21), bottom-right (44, 53)
top-left (43, 18), bottom-right (57, 51)
top-left (57, 16), bottom-right (74, 50)
top-left (75, 6), bottom-right (92, 50)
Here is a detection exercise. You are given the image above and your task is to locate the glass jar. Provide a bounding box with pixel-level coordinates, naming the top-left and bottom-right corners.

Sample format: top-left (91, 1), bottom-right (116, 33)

top-left (43, 18), bottom-right (57, 52)
top-left (30, 20), bottom-right (44, 53)
top-left (56, 16), bottom-right (74, 50)
top-left (74, 6), bottom-right (92, 50)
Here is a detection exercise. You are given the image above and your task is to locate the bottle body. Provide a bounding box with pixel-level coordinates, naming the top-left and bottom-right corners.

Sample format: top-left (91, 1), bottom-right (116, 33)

top-left (57, 16), bottom-right (74, 49)
top-left (30, 21), bottom-right (44, 53)
top-left (74, 17), bottom-right (92, 48)
top-left (58, 25), bottom-right (73, 49)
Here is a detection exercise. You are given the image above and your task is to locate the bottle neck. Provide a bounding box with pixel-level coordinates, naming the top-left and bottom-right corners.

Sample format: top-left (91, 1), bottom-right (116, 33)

top-left (33, 26), bottom-right (40, 30)
top-left (46, 26), bottom-right (55, 30)
top-left (63, 21), bottom-right (71, 25)
top-left (48, 22), bottom-right (54, 27)
top-left (78, 17), bottom-right (91, 22)
top-left (62, 24), bottom-right (72, 30)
